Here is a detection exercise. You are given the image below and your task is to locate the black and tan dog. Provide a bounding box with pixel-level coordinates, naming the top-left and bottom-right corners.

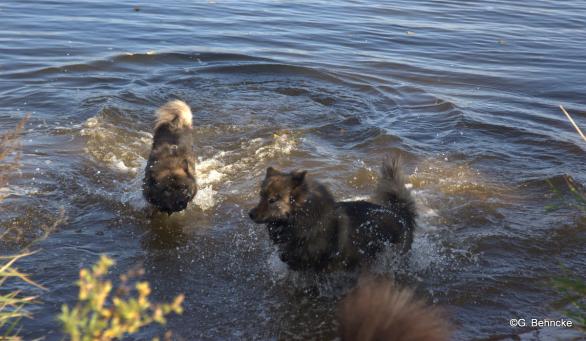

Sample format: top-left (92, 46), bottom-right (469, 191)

top-left (249, 153), bottom-right (416, 271)
top-left (143, 100), bottom-right (197, 214)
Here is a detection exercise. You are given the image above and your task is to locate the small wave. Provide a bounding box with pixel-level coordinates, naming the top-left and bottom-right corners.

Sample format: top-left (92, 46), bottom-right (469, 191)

top-left (193, 131), bottom-right (299, 209)
top-left (4, 51), bottom-right (274, 80)
top-left (0, 185), bottom-right (40, 199)
top-left (195, 131), bottom-right (299, 186)
top-left (80, 110), bottom-right (151, 174)
top-left (409, 157), bottom-right (511, 231)
top-left (253, 132), bottom-right (298, 159)
top-left (411, 157), bottom-right (508, 197)
top-left (113, 51), bottom-right (272, 64)
top-left (519, 173), bottom-right (584, 193)
top-left (197, 63), bottom-right (346, 85)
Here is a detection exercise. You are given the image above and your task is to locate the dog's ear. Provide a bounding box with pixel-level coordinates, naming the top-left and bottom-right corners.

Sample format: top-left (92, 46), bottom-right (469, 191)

top-left (291, 170), bottom-right (307, 187)
top-left (266, 167), bottom-right (279, 177)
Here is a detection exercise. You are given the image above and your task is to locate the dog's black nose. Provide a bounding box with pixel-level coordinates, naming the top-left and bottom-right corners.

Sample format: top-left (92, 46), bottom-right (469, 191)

top-left (248, 209), bottom-right (256, 220)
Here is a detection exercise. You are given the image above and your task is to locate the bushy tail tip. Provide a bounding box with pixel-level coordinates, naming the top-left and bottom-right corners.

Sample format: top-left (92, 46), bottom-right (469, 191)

top-left (337, 278), bottom-right (451, 341)
top-left (375, 152), bottom-right (417, 251)
top-left (155, 100), bottom-right (192, 129)
top-left (376, 152), bottom-right (416, 214)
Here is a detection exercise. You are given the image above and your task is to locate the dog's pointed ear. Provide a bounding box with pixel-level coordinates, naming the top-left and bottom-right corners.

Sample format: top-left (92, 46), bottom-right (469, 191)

top-left (291, 170), bottom-right (307, 187)
top-left (266, 167), bottom-right (278, 177)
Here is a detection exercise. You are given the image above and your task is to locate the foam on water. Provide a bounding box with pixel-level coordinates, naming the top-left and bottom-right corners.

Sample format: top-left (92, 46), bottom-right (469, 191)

top-left (192, 185), bottom-right (217, 211)
top-left (191, 131), bottom-right (299, 209)
top-left (254, 132), bottom-right (297, 158)
top-left (80, 114), bottom-right (151, 174)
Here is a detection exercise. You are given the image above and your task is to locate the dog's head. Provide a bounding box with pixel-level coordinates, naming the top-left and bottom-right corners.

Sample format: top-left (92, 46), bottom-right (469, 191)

top-left (248, 167), bottom-right (306, 224)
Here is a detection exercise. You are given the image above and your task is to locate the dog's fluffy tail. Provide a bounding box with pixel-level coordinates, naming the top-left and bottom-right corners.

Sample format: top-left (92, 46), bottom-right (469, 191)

top-left (337, 278), bottom-right (450, 341)
top-left (375, 151), bottom-right (416, 251)
top-left (155, 100), bottom-right (192, 129)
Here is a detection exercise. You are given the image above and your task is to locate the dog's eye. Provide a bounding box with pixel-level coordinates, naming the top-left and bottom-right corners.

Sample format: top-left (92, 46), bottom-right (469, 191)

top-left (268, 197), bottom-right (279, 204)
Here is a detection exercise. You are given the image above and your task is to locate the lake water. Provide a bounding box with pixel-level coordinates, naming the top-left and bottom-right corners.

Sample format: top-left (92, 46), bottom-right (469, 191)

top-left (0, 1), bottom-right (585, 340)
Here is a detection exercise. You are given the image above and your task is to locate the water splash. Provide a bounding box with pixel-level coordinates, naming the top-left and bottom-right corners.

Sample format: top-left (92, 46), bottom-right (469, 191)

top-left (80, 113), bottom-right (151, 174)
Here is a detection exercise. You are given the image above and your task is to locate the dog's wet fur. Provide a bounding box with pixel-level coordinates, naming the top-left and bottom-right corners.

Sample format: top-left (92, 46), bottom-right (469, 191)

top-left (143, 100), bottom-right (197, 214)
top-left (249, 153), bottom-right (416, 271)
top-left (337, 277), bottom-right (450, 341)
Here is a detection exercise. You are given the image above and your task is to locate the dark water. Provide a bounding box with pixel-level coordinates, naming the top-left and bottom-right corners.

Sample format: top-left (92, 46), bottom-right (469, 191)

top-left (1, 1), bottom-right (585, 340)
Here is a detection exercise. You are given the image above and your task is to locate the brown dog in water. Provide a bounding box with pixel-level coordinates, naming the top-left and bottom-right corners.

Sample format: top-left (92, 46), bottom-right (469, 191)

top-left (248, 152), bottom-right (416, 271)
top-left (143, 100), bottom-right (197, 214)
top-left (337, 277), bottom-right (451, 341)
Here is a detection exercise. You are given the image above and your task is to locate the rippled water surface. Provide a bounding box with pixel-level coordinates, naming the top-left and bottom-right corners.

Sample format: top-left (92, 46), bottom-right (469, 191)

top-left (1, 1), bottom-right (585, 340)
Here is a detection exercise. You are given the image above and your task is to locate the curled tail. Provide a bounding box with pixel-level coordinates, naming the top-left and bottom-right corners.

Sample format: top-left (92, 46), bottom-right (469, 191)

top-left (155, 100), bottom-right (193, 130)
top-left (337, 278), bottom-right (451, 341)
top-left (375, 151), bottom-right (417, 252)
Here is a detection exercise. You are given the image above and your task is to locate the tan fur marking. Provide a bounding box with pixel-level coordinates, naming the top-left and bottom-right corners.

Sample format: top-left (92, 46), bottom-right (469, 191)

top-left (154, 169), bottom-right (171, 181)
top-left (172, 167), bottom-right (187, 177)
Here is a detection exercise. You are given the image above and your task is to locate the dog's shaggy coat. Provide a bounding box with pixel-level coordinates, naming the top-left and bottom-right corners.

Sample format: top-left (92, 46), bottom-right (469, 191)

top-left (249, 153), bottom-right (416, 271)
top-left (337, 278), bottom-right (450, 341)
top-left (143, 100), bottom-right (197, 214)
